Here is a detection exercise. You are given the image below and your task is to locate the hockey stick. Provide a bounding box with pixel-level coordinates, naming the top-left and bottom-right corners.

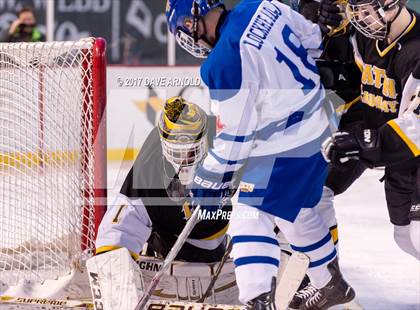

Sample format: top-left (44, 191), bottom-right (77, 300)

top-left (135, 206), bottom-right (202, 310)
top-left (289, 0), bottom-right (299, 11)
top-left (0, 295), bottom-right (92, 309)
top-left (276, 251), bottom-right (310, 309)
top-left (197, 236), bottom-right (233, 303)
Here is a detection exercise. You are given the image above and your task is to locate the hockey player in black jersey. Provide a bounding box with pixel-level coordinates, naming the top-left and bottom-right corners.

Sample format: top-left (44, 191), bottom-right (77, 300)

top-left (288, 1), bottom-right (419, 309)
top-left (95, 96), bottom-right (230, 263)
top-left (320, 0), bottom-right (420, 258)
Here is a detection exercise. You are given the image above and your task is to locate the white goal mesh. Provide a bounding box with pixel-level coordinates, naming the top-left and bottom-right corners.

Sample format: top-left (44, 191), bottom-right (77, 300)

top-left (0, 38), bottom-right (107, 287)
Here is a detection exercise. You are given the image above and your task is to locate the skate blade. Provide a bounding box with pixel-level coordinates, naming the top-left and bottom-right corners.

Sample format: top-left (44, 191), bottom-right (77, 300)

top-left (288, 300), bottom-right (364, 310)
top-left (330, 299), bottom-right (364, 310)
top-left (343, 299), bottom-right (364, 310)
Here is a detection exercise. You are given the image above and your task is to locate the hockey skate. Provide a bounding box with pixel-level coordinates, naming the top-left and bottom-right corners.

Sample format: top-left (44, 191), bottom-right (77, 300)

top-left (246, 277), bottom-right (277, 310)
top-left (299, 258), bottom-right (355, 310)
top-left (288, 275), bottom-right (318, 309)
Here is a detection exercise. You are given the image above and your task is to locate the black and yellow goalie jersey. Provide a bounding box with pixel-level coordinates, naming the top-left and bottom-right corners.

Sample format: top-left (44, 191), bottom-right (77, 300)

top-left (120, 127), bottom-right (231, 246)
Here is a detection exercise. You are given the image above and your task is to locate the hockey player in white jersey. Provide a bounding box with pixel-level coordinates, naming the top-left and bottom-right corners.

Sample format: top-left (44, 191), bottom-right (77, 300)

top-left (166, 1), bottom-right (355, 309)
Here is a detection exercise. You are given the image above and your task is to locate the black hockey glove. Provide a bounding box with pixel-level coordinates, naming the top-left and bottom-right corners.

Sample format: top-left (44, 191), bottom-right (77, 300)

top-left (321, 129), bottom-right (381, 168)
top-left (318, 0), bottom-right (344, 35)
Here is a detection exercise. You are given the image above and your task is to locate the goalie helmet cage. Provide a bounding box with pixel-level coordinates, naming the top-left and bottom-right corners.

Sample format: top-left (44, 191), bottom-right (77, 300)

top-left (0, 38), bottom-right (107, 289)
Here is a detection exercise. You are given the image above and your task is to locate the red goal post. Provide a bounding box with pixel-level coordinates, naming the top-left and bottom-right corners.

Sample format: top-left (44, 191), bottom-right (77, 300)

top-left (83, 37), bottom-right (107, 252)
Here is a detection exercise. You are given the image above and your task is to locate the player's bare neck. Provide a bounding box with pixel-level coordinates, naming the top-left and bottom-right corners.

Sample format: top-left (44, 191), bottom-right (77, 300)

top-left (202, 7), bottom-right (224, 45)
top-left (387, 7), bottom-right (412, 44)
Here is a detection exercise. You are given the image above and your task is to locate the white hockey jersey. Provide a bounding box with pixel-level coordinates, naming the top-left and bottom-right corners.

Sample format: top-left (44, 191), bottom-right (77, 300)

top-left (200, 0), bottom-right (330, 221)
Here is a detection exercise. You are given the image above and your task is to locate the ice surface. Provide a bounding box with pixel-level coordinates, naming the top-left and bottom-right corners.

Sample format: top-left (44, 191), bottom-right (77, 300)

top-left (335, 169), bottom-right (420, 310)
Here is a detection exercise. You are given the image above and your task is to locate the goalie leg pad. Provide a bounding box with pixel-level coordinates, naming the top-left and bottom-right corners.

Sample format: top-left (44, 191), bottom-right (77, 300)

top-left (86, 248), bottom-right (144, 310)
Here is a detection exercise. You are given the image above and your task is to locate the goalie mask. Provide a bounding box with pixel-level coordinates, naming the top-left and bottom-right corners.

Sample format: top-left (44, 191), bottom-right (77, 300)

top-left (166, 0), bottom-right (224, 58)
top-left (346, 0), bottom-right (406, 40)
top-left (158, 96), bottom-right (208, 199)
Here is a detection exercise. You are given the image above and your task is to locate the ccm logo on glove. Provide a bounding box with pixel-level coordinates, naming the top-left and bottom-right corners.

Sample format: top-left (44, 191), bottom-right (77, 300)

top-left (193, 176), bottom-right (231, 190)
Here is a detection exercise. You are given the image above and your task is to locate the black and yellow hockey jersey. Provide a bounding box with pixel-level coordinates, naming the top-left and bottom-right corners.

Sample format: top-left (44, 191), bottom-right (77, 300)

top-left (352, 9), bottom-right (420, 165)
top-left (120, 127), bottom-right (231, 242)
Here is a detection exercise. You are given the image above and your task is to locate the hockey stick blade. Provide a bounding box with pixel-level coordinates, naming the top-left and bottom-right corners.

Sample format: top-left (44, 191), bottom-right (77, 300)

top-left (276, 252), bottom-right (310, 309)
top-left (0, 296), bottom-right (92, 310)
top-left (135, 206), bottom-right (201, 310)
top-left (146, 300), bottom-right (244, 309)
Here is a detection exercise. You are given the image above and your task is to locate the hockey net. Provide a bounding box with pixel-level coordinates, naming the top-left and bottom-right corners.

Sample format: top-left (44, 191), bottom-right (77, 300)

top-left (0, 38), bottom-right (107, 291)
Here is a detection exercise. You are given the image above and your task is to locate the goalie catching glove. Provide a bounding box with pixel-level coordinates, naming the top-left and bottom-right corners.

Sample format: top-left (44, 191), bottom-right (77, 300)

top-left (322, 129), bottom-right (381, 168)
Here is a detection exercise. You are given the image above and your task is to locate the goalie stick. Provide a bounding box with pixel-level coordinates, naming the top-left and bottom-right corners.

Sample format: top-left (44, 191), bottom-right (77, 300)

top-left (0, 296), bottom-right (246, 310)
top-left (0, 296), bottom-right (92, 309)
top-left (135, 206), bottom-right (202, 310)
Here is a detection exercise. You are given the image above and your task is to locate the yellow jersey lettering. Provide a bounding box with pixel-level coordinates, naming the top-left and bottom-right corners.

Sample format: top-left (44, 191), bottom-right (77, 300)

top-left (362, 64), bottom-right (398, 101)
top-left (388, 101), bottom-right (398, 113)
top-left (382, 76), bottom-right (397, 99)
top-left (361, 91), bottom-right (399, 113)
top-left (362, 64), bottom-right (374, 85)
top-left (372, 66), bottom-right (386, 89)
